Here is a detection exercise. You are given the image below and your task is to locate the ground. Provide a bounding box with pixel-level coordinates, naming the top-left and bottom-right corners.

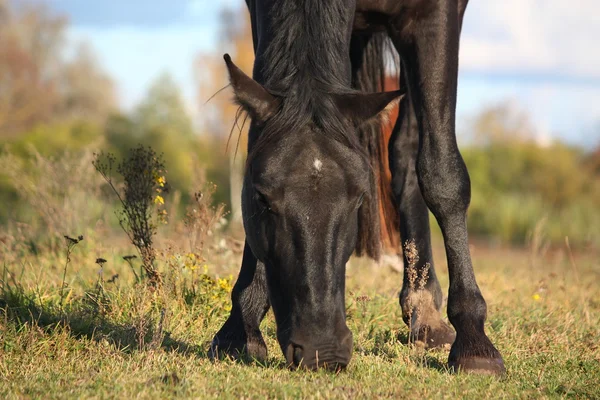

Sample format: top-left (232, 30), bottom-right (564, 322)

top-left (0, 237), bottom-right (598, 399)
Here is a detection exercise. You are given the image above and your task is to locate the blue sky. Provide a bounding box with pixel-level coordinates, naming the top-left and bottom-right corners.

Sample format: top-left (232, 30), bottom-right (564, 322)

top-left (46, 0), bottom-right (600, 147)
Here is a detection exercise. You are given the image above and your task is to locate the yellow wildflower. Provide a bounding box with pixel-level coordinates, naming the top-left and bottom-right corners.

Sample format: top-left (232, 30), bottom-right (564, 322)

top-left (218, 278), bottom-right (232, 292)
top-left (532, 293), bottom-right (541, 301)
top-left (154, 195), bottom-right (164, 205)
top-left (183, 253), bottom-right (199, 270)
top-left (152, 171), bottom-right (166, 187)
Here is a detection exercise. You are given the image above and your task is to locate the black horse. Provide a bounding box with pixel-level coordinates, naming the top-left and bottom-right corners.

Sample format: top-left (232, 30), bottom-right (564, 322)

top-left (210, 0), bottom-right (505, 375)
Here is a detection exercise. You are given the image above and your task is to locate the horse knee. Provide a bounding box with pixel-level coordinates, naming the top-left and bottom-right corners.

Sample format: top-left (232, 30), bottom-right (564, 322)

top-left (416, 146), bottom-right (471, 221)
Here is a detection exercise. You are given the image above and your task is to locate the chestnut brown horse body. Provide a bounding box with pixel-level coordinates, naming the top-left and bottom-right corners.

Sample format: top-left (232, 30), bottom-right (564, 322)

top-left (210, 0), bottom-right (505, 375)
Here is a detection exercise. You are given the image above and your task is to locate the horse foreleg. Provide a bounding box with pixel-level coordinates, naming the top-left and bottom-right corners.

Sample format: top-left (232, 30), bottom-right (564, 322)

top-left (389, 71), bottom-right (456, 349)
top-left (209, 242), bottom-right (270, 363)
top-left (388, 0), bottom-right (505, 375)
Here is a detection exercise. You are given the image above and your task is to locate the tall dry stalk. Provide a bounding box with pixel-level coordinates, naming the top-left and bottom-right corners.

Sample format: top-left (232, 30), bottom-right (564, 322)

top-left (93, 146), bottom-right (168, 286)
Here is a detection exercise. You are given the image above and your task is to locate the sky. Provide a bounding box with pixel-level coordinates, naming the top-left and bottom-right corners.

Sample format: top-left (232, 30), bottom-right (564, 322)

top-left (44, 0), bottom-right (600, 147)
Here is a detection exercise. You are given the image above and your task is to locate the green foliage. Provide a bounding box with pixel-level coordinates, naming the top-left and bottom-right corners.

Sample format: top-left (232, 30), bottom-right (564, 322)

top-left (134, 73), bottom-right (194, 138)
top-left (0, 146), bottom-right (106, 250)
top-left (104, 71), bottom-right (197, 197)
top-left (6, 121), bottom-right (103, 157)
top-left (463, 141), bottom-right (600, 247)
top-left (102, 72), bottom-right (232, 209)
top-left (102, 112), bottom-right (232, 212)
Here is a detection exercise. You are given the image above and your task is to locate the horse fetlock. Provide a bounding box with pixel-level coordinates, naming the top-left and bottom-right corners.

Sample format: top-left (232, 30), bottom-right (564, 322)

top-left (401, 289), bottom-right (455, 348)
top-left (447, 289), bottom-right (488, 329)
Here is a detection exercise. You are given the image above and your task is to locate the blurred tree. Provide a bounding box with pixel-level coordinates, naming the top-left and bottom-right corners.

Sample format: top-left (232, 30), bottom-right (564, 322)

top-left (0, 3), bottom-right (63, 136)
top-left (0, 0), bottom-right (7, 21)
top-left (471, 102), bottom-right (535, 145)
top-left (58, 43), bottom-right (117, 123)
top-left (462, 102), bottom-right (600, 247)
top-left (135, 73), bottom-right (193, 138)
top-left (465, 103), bottom-right (596, 207)
top-left (103, 74), bottom-right (197, 199)
top-left (9, 121), bottom-right (103, 158)
top-left (0, 32), bottom-right (55, 136)
top-left (587, 146), bottom-right (600, 175)
top-left (0, 1), bottom-right (115, 136)
top-left (104, 114), bottom-right (137, 154)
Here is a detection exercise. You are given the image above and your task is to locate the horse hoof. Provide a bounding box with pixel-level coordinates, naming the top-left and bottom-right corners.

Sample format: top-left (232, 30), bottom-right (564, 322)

top-left (208, 338), bottom-right (234, 361)
top-left (412, 320), bottom-right (456, 349)
top-left (449, 356), bottom-right (506, 376)
top-left (208, 338), bottom-right (267, 364)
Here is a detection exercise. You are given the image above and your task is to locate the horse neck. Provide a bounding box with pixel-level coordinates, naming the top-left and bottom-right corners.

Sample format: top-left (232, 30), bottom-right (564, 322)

top-left (251, 0), bottom-right (355, 91)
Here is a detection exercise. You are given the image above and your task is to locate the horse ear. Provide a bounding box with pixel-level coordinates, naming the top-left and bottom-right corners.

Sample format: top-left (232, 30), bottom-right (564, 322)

top-left (224, 54), bottom-right (280, 123)
top-left (334, 90), bottom-right (404, 125)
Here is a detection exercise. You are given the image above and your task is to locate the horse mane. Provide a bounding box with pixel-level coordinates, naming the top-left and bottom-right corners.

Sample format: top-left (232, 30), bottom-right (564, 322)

top-left (261, 0), bottom-right (352, 91)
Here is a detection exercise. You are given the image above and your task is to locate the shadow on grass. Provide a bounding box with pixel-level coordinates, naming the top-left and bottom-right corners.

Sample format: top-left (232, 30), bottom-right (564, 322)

top-left (0, 284), bottom-right (287, 370)
top-left (397, 330), bottom-right (452, 373)
top-left (1, 286), bottom-right (451, 373)
top-left (353, 329), bottom-right (451, 373)
top-left (0, 285), bottom-right (209, 360)
top-left (418, 354), bottom-right (450, 373)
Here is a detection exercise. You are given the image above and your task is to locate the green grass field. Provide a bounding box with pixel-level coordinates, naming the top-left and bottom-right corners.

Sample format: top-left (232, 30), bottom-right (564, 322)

top-left (1, 236), bottom-right (598, 399)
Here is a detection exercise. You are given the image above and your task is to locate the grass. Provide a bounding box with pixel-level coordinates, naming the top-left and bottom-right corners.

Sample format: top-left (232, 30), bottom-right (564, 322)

top-left (1, 236), bottom-right (598, 399)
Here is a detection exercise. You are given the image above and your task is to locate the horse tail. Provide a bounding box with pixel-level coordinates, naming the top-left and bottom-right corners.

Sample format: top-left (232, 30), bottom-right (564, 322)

top-left (350, 32), bottom-right (400, 259)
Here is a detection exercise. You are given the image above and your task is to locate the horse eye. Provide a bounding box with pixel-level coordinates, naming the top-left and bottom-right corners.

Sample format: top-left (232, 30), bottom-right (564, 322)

top-left (256, 191), bottom-right (276, 214)
top-left (256, 191), bottom-right (269, 207)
